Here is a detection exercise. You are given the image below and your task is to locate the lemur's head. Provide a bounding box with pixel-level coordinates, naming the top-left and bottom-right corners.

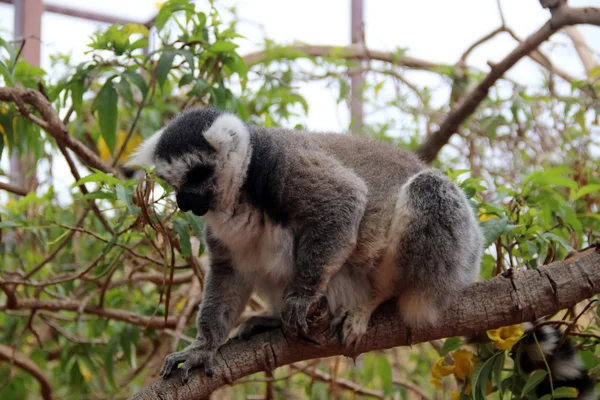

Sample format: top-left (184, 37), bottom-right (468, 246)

top-left (127, 107), bottom-right (252, 216)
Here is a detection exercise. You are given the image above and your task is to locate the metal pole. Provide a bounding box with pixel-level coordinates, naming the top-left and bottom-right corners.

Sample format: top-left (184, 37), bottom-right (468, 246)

top-left (10, 0), bottom-right (43, 191)
top-left (349, 0), bottom-right (364, 134)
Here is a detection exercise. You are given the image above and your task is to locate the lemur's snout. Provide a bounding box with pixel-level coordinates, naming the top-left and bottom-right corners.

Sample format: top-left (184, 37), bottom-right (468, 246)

top-left (176, 189), bottom-right (211, 216)
top-left (176, 190), bottom-right (194, 212)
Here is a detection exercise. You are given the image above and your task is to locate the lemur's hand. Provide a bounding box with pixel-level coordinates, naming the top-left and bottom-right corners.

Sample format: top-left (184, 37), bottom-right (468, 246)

top-left (160, 340), bottom-right (218, 384)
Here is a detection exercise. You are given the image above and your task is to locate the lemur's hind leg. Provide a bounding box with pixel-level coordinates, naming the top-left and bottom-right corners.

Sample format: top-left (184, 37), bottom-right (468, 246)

top-left (327, 266), bottom-right (392, 347)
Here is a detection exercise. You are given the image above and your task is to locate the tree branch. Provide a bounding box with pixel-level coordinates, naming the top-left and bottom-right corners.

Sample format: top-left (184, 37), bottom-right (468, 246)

top-left (562, 25), bottom-right (598, 76)
top-left (0, 180), bottom-right (29, 196)
top-left (0, 344), bottom-right (53, 400)
top-left (0, 297), bottom-right (178, 329)
top-left (415, 5), bottom-right (600, 163)
top-left (0, 87), bottom-right (119, 176)
top-left (131, 245), bottom-right (600, 400)
top-left (243, 44), bottom-right (442, 71)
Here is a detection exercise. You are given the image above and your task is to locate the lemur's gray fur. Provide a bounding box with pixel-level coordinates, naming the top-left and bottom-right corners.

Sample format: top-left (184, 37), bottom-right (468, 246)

top-left (127, 107), bottom-right (484, 382)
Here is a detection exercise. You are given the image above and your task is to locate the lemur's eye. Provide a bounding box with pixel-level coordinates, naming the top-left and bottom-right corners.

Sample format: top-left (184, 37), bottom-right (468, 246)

top-left (185, 164), bottom-right (214, 184)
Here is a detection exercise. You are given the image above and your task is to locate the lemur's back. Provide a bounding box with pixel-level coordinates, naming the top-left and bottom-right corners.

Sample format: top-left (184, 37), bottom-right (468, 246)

top-left (260, 128), bottom-right (428, 265)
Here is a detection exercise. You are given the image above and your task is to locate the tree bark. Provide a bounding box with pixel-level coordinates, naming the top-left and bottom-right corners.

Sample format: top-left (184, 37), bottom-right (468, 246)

top-left (131, 245), bottom-right (600, 400)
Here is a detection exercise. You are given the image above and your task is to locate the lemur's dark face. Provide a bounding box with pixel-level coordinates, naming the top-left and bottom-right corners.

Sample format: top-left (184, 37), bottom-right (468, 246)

top-left (158, 163), bottom-right (216, 217)
top-left (153, 108), bottom-right (222, 216)
top-left (128, 106), bottom-right (252, 217)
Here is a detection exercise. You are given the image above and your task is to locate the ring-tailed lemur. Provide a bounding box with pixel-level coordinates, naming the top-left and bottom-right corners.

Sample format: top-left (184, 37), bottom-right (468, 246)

top-left (518, 322), bottom-right (596, 399)
top-left (127, 106), bottom-right (484, 382)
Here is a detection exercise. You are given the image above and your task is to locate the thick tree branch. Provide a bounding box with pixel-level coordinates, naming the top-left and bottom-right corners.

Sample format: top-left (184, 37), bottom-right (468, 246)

top-left (0, 344), bottom-right (53, 400)
top-left (0, 87), bottom-right (118, 176)
top-left (415, 5), bottom-right (600, 163)
top-left (132, 245), bottom-right (600, 400)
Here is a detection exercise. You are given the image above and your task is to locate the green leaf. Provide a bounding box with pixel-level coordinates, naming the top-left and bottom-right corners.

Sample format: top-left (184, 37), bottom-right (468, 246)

top-left (337, 77), bottom-right (349, 104)
top-left (116, 77), bottom-right (134, 105)
top-left (94, 79), bottom-right (119, 152)
top-left (0, 60), bottom-right (15, 86)
top-left (480, 216), bottom-right (514, 248)
top-left (471, 353), bottom-right (499, 400)
top-left (361, 353), bottom-right (376, 385)
top-left (70, 76), bottom-right (85, 112)
top-left (0, 221), bottom-right (22, 228)
top-left (69, 359), bottom-right (85, 386)
top-left (542, 175), bottom-right (578, 191)
top-left (156, 50), bottom-right (176, 90)
top-left (179, 48), bottom-right (195, 70)
top-left (116, 184), bottom-right (139, 214)
top-left (179, 73), bottom-right (195, 87)
top-left (189, 78), bottom-right (210, 97)
top-left (491, 351), bottom-right (506, 398)
top-left (440, 337), bottom-right (462, 356)
top-left (574, 184), bottom-right (600, 200)
top-left (376, 355), bottom-right (393, 396)
top-left (552, 386), bottom-right (579, 398)
top-left (82, 191), bottom-right (116, 201)
top-left (209, 41), bottom-right (238, 53)
top-left (72, 170), bottom-right (122, 187)
top-left (521, 370), bottom-right (548, 397)
top-left (172, 219), bottom-right (192, 257)
top-left (123, 70), bottom-right (148, 98)
top-left (130, 37), bottom-right (149, 51)
top-left (184, 211), bottom-right (204, 254)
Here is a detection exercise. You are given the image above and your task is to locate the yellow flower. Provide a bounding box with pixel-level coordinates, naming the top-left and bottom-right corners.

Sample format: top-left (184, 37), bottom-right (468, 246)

top-left (487, 324), bottom-right (524, 350)
top-left (430, 357), bottom-right (454, 390)
top-left (453, 349), bottom-right (478, 380)
top-left (97, 129), bottom-right (143, 163)
top-left (479, 214), bottom-right (495, 221)
top-left (1, 106), bottom-right (7, 114)
top-left (449, 390), bottom-right (461, 400)
top-left (432, 357), bottom-right (454, 379)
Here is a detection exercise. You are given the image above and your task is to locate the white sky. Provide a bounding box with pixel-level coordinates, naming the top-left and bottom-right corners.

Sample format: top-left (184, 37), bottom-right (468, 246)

top-left (0, 0), bottom-right (599, 199)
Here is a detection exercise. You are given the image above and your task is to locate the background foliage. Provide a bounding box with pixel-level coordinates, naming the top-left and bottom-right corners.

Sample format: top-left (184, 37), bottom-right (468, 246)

top-left (0, 0), bottom-right (599, 399)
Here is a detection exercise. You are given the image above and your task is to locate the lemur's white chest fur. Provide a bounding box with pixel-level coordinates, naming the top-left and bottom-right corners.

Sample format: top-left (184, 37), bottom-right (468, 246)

top-left (204, 205), bottom-right (295, 289)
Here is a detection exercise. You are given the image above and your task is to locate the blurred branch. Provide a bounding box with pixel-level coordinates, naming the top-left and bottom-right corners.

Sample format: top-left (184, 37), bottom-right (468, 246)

top-left (457, 26), bottom-right (507, 67)
top-left (0, 180), bottom-right (29, 196)
top-left (0, 344), bottom-right (53, 400)
top-left (562, 26), bottom-right (598, 76)
top-left (0, 297), bottom-right (178, 329)
top-left (243, 44), bottom-right (442, 71)
top-left (0, 87), bottom-right (119, 176)
top-left (289, 361), bottom-right (432, 400)
top-left (132, 245), bottom-right (600, 400)
top-left (415, 4), bottom-right (600, 163)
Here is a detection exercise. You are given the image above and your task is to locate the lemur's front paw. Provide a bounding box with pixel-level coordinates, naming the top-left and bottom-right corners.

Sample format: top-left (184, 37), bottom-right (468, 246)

top-left (281, 292), bottom-right (327, 339)
top-left (160, 340), bottom-right (218, 383)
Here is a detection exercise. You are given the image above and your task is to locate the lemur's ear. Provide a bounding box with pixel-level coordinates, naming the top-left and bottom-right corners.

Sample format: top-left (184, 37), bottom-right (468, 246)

top-left (125, 129), bottom-right (163, 167)
top-left (203, 114), bottom-right (248, 153)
